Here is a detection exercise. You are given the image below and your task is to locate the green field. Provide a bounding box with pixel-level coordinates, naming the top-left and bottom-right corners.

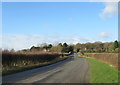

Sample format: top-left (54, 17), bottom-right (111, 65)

top-left (85, 57), bottom-right (119, 83)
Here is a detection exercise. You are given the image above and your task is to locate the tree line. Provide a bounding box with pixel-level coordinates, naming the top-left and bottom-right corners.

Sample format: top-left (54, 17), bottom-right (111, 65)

top-left (74, 40), bottom-right (119, 53)
top-left (4, 40), bottom-right (119, 53)
top-left (16, 43), bottom-right (74, 54)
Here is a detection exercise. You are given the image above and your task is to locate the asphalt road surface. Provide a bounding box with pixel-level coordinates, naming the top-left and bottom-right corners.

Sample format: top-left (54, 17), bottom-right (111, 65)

top-left (3, 53), bottom-right (90, 83)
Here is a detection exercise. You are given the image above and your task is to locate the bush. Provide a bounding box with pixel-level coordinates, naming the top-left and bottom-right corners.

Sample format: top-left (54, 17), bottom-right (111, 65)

top-left (2, 52), bottom-right (61, 70)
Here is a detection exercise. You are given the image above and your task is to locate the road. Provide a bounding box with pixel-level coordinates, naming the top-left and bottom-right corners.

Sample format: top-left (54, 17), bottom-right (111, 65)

top-left (3, 53), bottom-right (90, 83)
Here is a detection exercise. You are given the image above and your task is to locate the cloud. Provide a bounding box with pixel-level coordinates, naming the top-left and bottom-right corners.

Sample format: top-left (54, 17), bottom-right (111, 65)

top-left (2, 32), bottom-right (115, 51)
top-left (0, 34), bottom-right (2, 48)
top-left (99, 2), bottom-right (118, 19)
top-left (98, 32), bottom-right (111, 39)
top-left (89, 0), bottom-right (119, 2)
top-left (68, 18), bottom-right (74, 22)
top-left (2, 34), bottom-right (89, 50)
top-left (2, 0), bottom-right (119, 2)
top-left (42, 24), bottom-right (52, 27)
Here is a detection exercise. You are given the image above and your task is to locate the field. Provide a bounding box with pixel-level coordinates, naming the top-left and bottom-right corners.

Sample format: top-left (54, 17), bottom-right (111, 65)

top-left (78, 53), bottom-right (119, 83)
top-left (83, 53), bottom-right (119, 69)
top-left (86, 57), bottom-right (119, 83)
top-left (2, 51), bottom-right (70, 76)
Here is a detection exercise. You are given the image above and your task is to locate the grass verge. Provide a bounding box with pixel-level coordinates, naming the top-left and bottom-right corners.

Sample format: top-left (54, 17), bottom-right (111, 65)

top-left (85, 57), bottom-right (119, 83)
top-left (3, 56), bottom-right (70, 76)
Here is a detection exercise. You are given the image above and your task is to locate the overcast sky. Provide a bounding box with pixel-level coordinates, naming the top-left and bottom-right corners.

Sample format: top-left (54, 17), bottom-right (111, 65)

top-left (2, 1), bottom-right (118, 50)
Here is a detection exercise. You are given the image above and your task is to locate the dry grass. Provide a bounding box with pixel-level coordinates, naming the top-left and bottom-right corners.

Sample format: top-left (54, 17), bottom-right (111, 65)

top-left (84, 53), bottom-right (119, 70)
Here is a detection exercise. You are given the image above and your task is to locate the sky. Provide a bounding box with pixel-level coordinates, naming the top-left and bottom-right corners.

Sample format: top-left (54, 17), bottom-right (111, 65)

top-left (2, 2), bottom-right (118, 50)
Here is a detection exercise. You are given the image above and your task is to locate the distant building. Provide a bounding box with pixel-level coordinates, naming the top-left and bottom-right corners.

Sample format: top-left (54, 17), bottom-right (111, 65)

top-left (42, 49), bottom-right (49, 52)
top-left (84, 48), bottom-right (87, 50)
